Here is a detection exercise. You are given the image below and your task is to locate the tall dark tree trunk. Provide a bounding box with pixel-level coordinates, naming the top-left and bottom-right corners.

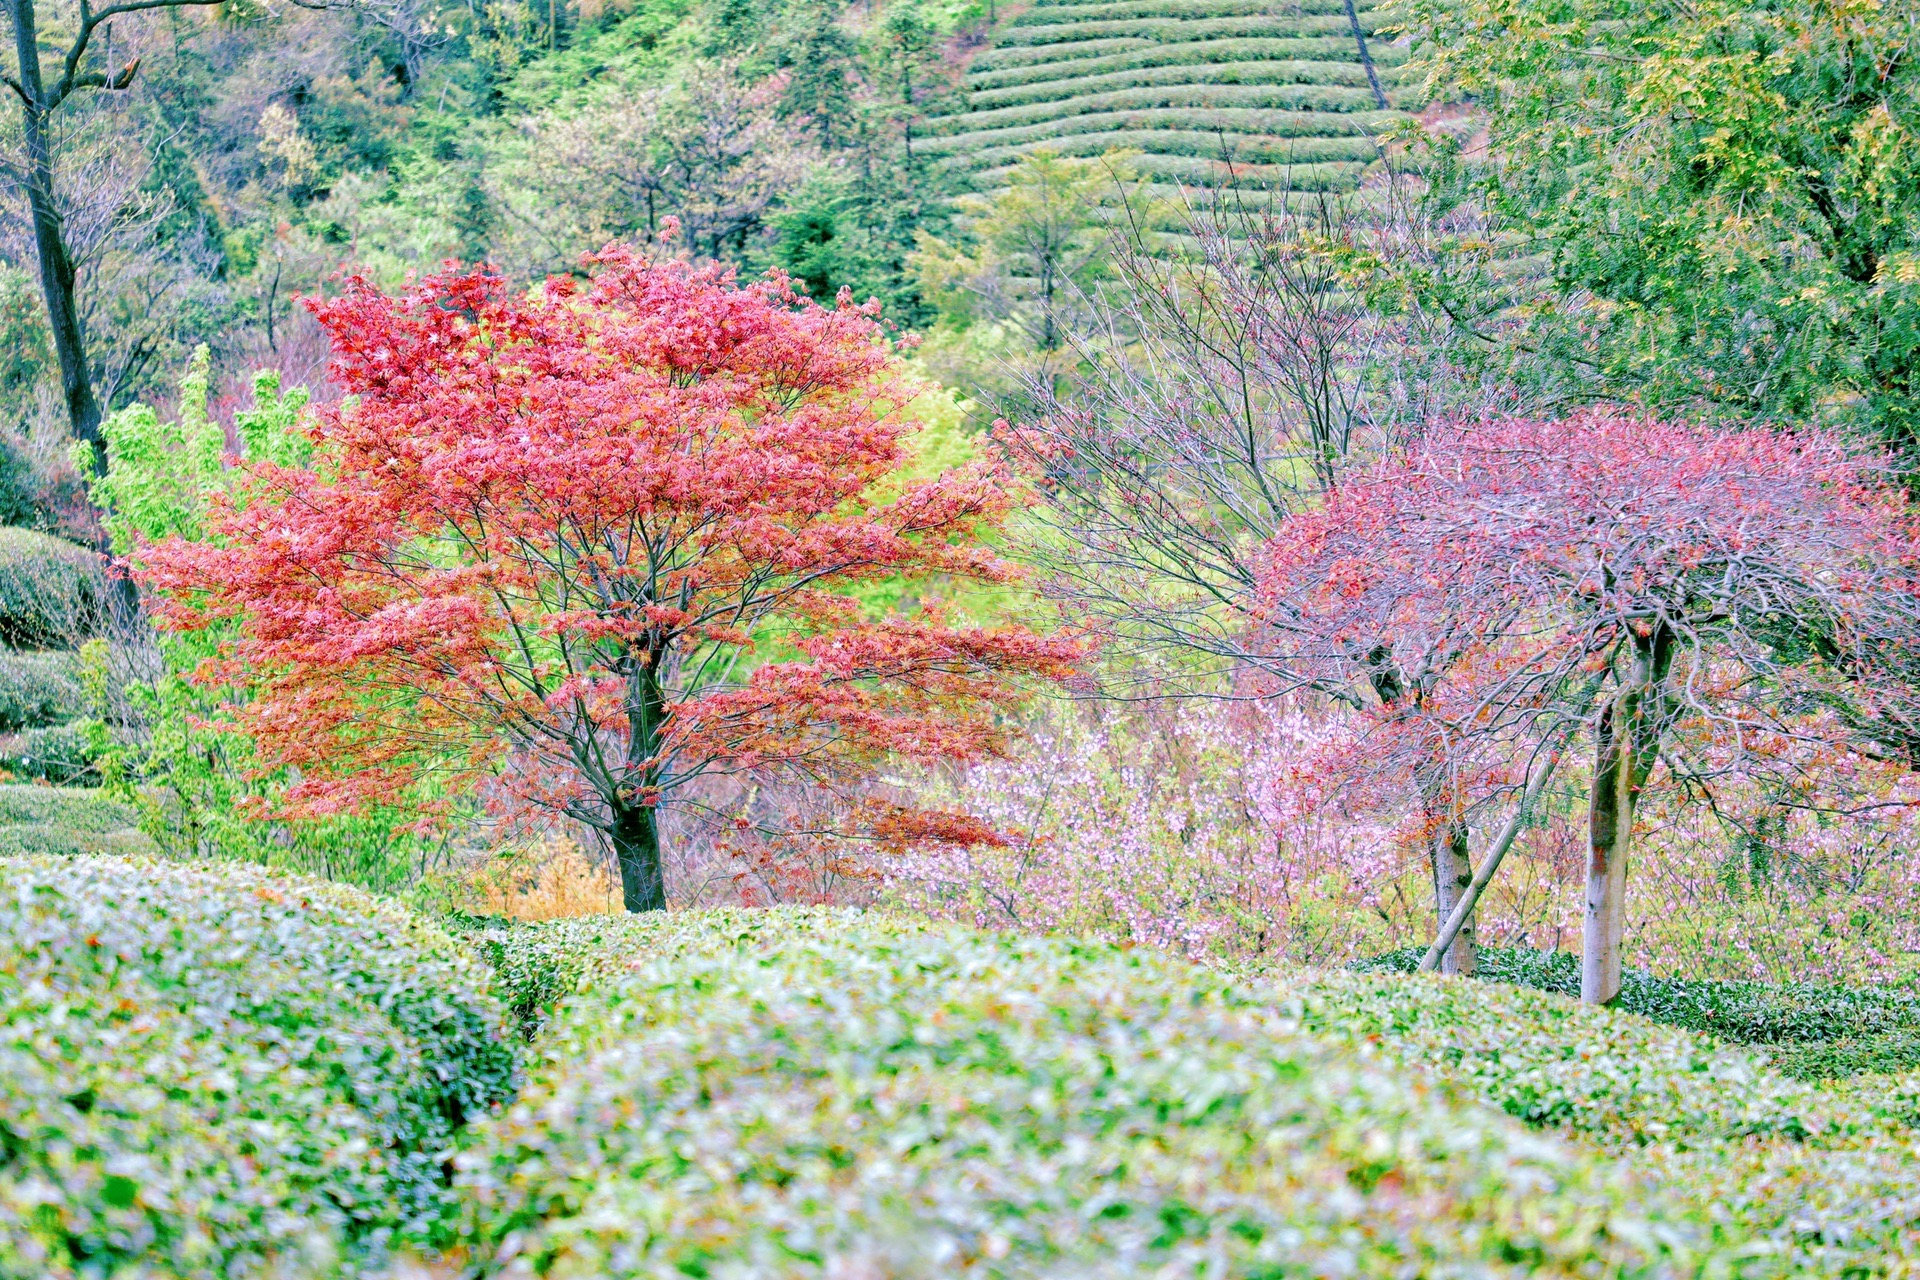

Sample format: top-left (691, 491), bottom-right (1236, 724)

top-left (610, 800), bottom-right (667, 912)
top-left (612, 649), bottom-right (670, 912)
top-left (7, 0), bottom-right (107, 477)
top-left (1582, 625), bottom-right (1674, 1005)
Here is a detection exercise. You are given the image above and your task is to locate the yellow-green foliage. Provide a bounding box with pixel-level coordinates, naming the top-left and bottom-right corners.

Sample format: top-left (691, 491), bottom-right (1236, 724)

top-left (0, 856), bottom-right (517, 1279)
top-left (453, 908), bottom-right (1721, 1278)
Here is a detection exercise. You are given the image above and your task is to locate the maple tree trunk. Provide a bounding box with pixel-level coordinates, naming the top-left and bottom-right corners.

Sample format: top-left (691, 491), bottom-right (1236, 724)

top-left (1582, 627), bottom-right (1674, 1005)
top-left (610, 801), bottom-right (667, 913)
top-left (1430, 816), bottom-right (1475, 975)
top-left (612, 653), bottom-right (669, 912)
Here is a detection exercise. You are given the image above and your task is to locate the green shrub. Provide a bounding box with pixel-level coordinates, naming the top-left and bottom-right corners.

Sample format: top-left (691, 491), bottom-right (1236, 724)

top-left (1024, 0), bottom-right (1354, 19)
top-left (964, 65), bottom-right (1390, 110)
top-left (980, 150), bottom-right (1365, 191)
top-left (1239, 961), bottom-right (1920, 1272)
top-left (1358, 944), bottom-right (1920, 1075)
top-left (449, 908), bottom-right (1721, 1278)
top-left (0, 650), bottom-right (82, 731)
top-left (0, 784), bottom-right (154, 856)
top-left (0, 856), bottom-right (517, 1278)
top-left (0, 721), bottom-right (99, 785)
top-left (928, 88), bottom-right (1399, 133)
top-left (0, 528), bottom-right (107, 648)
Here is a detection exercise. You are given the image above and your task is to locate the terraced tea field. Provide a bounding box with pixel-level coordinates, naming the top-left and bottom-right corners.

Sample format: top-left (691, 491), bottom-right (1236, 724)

top-left (922, 0), bottom-right (1413, 202)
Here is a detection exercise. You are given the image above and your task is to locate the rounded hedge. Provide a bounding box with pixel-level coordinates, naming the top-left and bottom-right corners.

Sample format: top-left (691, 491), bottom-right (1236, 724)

top-left (0, 528), bottom-right (107, 648)
top-left (0, 649), bottom-right (83, 733)
top-left (451, 909), bottom-right (1713, 1278)
top-left (0, 856), bottom-right (518, 1279)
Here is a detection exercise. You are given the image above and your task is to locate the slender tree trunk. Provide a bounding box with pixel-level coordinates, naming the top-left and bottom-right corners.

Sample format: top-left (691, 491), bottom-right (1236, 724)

top-left (1340, 0), bottom-right (1389, 111)
top-left (610, 800), bottom-right (667, 912)
top-left (7, 0), bottom-right (108, 476)
top-left (1582, 627), bottom-right (1674, 1005)
top-left (1430, 816), bottom-right (1475, 975)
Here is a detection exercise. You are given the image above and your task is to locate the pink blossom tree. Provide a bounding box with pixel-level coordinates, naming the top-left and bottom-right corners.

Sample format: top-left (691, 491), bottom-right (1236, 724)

top-left (1261, 411), bottom-right (1920, 1003)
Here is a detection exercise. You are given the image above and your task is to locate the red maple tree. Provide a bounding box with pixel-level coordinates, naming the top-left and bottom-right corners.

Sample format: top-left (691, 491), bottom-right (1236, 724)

top-left (1261, 410), bottom-right (1920, 1002)
top-left (137, 249), bottom-right (1078, 911)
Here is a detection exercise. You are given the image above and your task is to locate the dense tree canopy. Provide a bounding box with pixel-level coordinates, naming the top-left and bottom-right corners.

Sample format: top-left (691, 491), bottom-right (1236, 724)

top-left (137, 249), bottom-right (1075, 910)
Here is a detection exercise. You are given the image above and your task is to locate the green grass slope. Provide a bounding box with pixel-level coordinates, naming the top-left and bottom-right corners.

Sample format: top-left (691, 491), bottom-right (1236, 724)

top-left (0, 856), bottom-right (517, 1279)
top-left (924, 0), bottom-right (1411, 198)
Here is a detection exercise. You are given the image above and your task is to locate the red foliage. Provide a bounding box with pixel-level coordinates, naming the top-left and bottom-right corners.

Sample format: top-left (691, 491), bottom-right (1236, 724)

top-left (137, 248), bottom-right (1078, 908)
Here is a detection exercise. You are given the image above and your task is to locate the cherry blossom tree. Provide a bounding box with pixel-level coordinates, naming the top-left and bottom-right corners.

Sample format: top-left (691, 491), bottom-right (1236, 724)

top-left (136, 249), bottom-right (1078, 912)
top-left (1262, 411), bottom-right (1920, 1002)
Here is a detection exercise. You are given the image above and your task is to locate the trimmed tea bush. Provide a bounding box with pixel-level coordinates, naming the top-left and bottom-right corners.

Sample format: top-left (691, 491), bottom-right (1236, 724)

top-left (451, 908), bottom-right (1718, 1278)
top-left (0, 856), bottom-right (517, 1279)
top-left (943, 0), bottom-right (1405, 202)
top-left (0, 722), bottom-right (98, 785)
top-left (1263, 961), bottom-right (1920, 1273)
top-left (0, 650), bottom-right (83, 732)
top-left (0, 784), bottom-right (154, 857)
top-left (1359, 944), bottom-right (1920, 1078)
top-left (0, 528), bottom-right (106, 649)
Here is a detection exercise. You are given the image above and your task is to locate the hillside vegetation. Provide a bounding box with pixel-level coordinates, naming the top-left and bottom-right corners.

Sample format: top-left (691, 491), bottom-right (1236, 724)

top-left (922, 0), bottom-right (1408, 198)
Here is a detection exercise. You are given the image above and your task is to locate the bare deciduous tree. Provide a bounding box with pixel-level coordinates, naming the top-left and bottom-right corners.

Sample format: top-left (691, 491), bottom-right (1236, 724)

top-left (1, 0), bottom-right (223, 472)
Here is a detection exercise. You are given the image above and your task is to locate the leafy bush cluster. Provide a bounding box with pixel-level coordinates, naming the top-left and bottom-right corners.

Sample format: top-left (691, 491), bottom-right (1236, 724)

top-left (0, 785), bottom-right (152, 858)
top-left (1360, 945), bottom-right (1920, 1079)
top-left (449, 908), bottom-right (1715, 1278)
top-left (973, 34), bottom-right (1380, 74)
top-left (1251, 962), bottom-right (1920, 1273)
top-left (0, 532), bottom-right (106, 786)
top-left (944, 0), bottom-right (1401, 203)
top-left (0, 856), bottom-right (517, 1279)
top-left (1031, 0), bottom-right (1355, 22)
top-left (982, 151), bottom-right (1361, 190)
top-left (969, 46), bottom-right (1407, 91)
top-left (0, 530), bottom-right (105, 652)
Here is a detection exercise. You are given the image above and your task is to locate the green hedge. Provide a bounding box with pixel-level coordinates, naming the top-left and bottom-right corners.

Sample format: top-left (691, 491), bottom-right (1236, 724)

top-left (1024, 0), bottom-right (1357, 20)
top-left (965, 65), bottom-right (1392, 111)
top-left (0, 721), bottom-right (98, 785)
top-left (0, 785), bottom-right (155, 857)
top-left (448, 908), bottom-right (1719, 1278)
top-left (1358, 944), bottom-right (1920, 1078)
top-left (927, 114), bottom-right (1390, 158)
top-left (0, 529), bottom-right (107, 649)
top-left (0, 856), bottom-right (517, 1278)
top-left (0, 650), bottom-right (83, 732)
top-left (997, 14), bottom-right (1356, 47)
top-left (1248, 961), bottom-right (1920, 1272)
top-left (928, 87), bottom-right (1400, 133)
top-left (973, 35), bottom-right (1378, 74)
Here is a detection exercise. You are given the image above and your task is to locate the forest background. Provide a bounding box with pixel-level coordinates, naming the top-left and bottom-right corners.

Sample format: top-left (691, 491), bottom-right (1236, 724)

top-left (1, 0), bottom-right (1918, 1000)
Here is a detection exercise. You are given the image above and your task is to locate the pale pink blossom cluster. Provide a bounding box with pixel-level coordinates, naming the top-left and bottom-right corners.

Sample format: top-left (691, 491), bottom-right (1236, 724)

top-left (889, 700), bottom-right (1920, 985)
top-left (888, 699), bottom-right (1406, 965)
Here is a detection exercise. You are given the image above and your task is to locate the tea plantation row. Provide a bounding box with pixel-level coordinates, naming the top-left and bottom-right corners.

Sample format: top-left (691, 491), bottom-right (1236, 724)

top-left (9, 856), bottom-right (1920, 1277)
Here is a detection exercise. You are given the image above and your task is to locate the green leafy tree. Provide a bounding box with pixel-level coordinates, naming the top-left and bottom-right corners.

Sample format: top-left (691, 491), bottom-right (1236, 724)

top-left (910, 150), bottom-right (1139, 399)
top-left (77, 348), bottom-right (440, 893)
top-left (1403, 0), bottom-right (1920, 452)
